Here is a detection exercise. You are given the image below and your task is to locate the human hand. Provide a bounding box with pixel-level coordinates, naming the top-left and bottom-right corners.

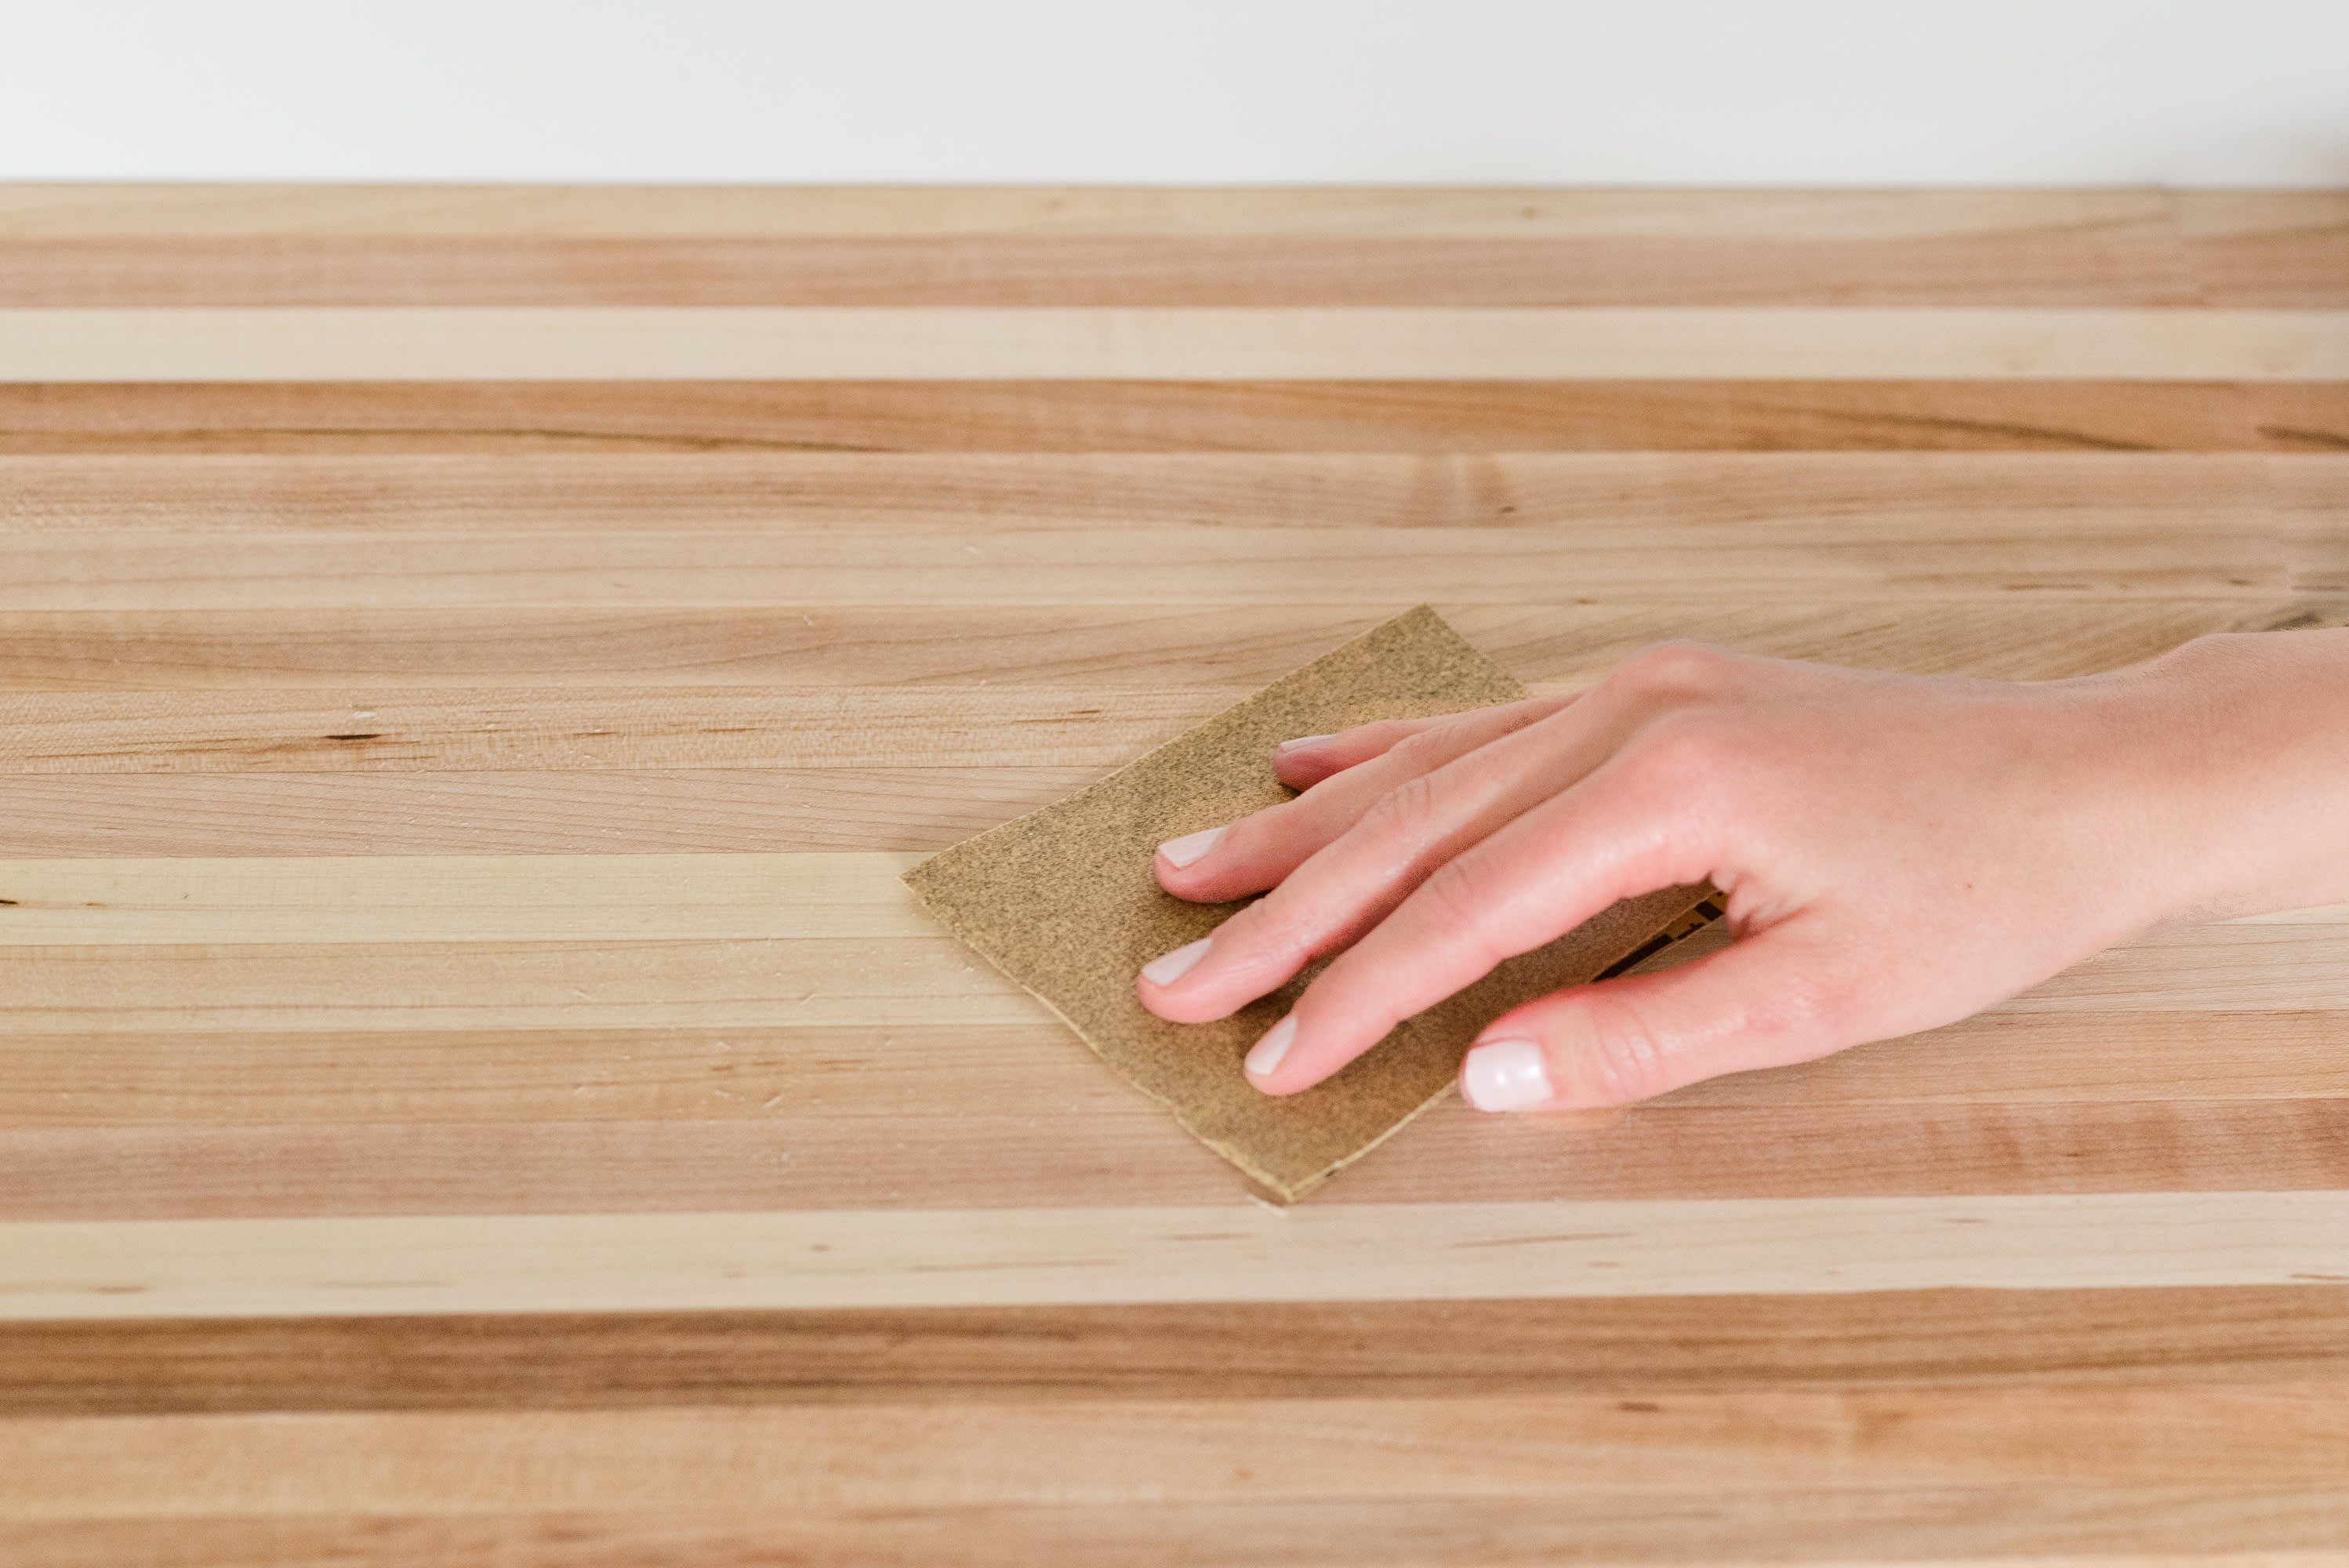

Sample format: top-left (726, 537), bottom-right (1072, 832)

top-left (1134, 633), bottom-right (2349, 1112)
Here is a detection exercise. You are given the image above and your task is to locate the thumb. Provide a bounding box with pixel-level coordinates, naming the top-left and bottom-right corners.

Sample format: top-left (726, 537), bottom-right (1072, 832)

top-left (1457, 921), bottom-right (1866, 1110)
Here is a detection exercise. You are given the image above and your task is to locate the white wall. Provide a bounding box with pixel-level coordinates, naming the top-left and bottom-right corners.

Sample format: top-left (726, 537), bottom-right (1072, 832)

top-left (5, 0), bottom-right (2344, 187)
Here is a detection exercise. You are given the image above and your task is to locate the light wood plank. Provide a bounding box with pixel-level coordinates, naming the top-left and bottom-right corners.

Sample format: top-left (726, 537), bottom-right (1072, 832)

top-left (0, 450), bottom-right (2289, 533)
top-left (10, 1501), bottom-right (2349, 1568)
top-left (8, 1386), bottom-right (2349, 1519)
top-left (0, 688), bottom-right (1214, 774)
top-left (0, 936), bottom-right (1043, 1033)
top-left (0, 529), bottom-right (2293, 615)
top-left (3, 1196), bottom-right (2347, 1319)
top-left (0, 379), bottom-right (2296, 455)
top-left (5, 853), bottom-right (2342, 947)
top-left (8, 601), bottom-right (2330, 696)
top-left (29, 652), bottom-right (2349, 771)
top-left (2176, 191), bottom-right (2349, 308)
top-left (0, 769), bottom-right (1095, 855)
top-left (0, 185), bottom-right (2184, 240)
top-left (2277, 455), bottom-right (2347, 592)
top-left (0, 232), bottom-right (2200, 308)
top-left (1998, 924), bottom-right (2349, 1013)
top-left (0, 854), bottom-right (925, 945)
top-left (5, 1012), bottom-right (2343, 1130)
top-left (5, 925), bottom-right (2340, 1034)
top-left (6, 308), bottom-right (2343, 382)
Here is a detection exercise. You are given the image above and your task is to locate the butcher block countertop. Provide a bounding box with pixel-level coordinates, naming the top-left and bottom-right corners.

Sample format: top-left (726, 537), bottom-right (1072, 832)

top-left (2, 184), bottom-right (2347, 1564)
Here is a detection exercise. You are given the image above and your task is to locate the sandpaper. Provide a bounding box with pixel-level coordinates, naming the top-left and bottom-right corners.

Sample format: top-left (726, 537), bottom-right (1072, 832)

top-left (902, 606), bottom-right (1715, 1201)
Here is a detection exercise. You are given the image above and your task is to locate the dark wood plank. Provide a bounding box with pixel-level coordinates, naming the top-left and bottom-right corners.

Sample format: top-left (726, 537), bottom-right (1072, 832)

top-left (7, 1100), bottom-right (2344, 1220)
top-left (7, 1287), bottom-right (2346, 1416)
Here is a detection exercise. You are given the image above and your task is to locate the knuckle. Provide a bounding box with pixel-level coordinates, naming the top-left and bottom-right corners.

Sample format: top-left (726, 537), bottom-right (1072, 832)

top-left (1410, 855), bottom-right (1500, 950)
top-left (1620, 710), bottom-right (1739, 801)
top-left (1569, 989), bottom-right (1676, 1104)
top-left (1608, 640), bottom-right (1736, 704)
top-left (1384, 721), bottom-right (1472, 770)
top-left (1745, 964), bottom-right (1853, 1045)
top-left (1219, 887), bottom-right (1320, 971)
top-left (1352, 717), bottom-right (1431, 754)
top-left (1359, 770), bottom-right (1445, 853)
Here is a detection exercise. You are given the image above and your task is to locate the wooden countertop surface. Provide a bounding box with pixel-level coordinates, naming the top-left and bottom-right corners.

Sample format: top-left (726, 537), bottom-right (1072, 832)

top-left (2, 185), bottom-right (2346, 1564)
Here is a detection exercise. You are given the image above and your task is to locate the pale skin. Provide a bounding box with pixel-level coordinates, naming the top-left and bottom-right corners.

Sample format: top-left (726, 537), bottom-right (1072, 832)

top-left (1135, 631), bottom-right (2349, 1112)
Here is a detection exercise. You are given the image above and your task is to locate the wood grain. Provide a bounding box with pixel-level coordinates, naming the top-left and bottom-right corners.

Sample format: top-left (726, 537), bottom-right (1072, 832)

top-left (9, 307), bottom-right (2346, 382)
top-left (5, 379), bottom-right (2322, 454)
top-left (5, 183), bottom-right (2346, 1563)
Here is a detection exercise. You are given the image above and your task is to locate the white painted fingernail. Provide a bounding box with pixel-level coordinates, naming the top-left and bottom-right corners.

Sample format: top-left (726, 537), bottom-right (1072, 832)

top-left (1276, 734), bottom-right (1336, 752)
top-left (1461, 1039), bottom-right (1554, 1112)
top-left (1140, 936), bottom-right (1212, 987)
top-left (1244, 1015), bottom-right (1297, 1080)
top-left (1157, 826), bottom-right (1226, 868)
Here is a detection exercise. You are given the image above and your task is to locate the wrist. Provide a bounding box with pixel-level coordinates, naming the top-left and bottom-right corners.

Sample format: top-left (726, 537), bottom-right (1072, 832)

top-left (2110, 630), bottom-right (2349, 922)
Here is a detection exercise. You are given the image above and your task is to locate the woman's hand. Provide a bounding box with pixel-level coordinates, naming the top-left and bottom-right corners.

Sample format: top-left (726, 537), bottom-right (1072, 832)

top-left (1134, 632), bottom-right (2349, 1112)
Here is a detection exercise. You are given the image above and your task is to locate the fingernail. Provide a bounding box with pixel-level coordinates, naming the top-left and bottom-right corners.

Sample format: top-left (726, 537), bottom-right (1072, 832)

top-left (1244, 1015), bottom-right (1297, 1080)
top-left (1157, 826), bottom-right (1226, 869)
top-left (1276, 734), bottom-right (1336, 753)
top-left (1461, 1038), bottom-right (1554, 1112)
top-left (1140, 936), bottom-right (1211, 987)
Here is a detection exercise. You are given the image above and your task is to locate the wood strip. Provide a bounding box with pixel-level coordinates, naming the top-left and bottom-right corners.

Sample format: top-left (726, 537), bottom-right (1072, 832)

top-left (2277, 456), bottom-right (2348, 593)
top-left (12, 1499), bottom-right (2349, 1568)
top-left (0, 449), bottom-right (2289, 534)
top-left (0, 946), bottom-right (2336, 1102)
top-left (0, 185), bottom-right (2187, 240)
top-left (0, 769), bottom-right (1095, 855)
top-left (0, 529), bottom-right (2294, 618)
top-left (6, 308), bottom-right (2343, 383)
top-left (1, 922), bottom-right (2342, 1034)
top-left (2176, 191), bottom-right (2349, 308)
top-left (3, 1012), bottom-right (2341, 1130)
top-left (0, 380), bottom-right (2298, 454)
top-left (0, 233), bottom-right (2201, 308)
top-left (8, 1100), bottom-right (2344, 1219)
top-left (0, 854), bottom-right (928, 946)
top-left (2253, 384), bottom-right (2349, 452)
top-left (2000, 924), bottom-right (2349, 1013)
top-left (11, 1288), bottom-right (2347, 1416)
top-left (0, 936), bottom-right (1044, 1033)
top-left (0, 688), bottom-right (1218, 775)
top-left (7, 1386), bottom-right (2349, 1518)
top-left (5, 1195), bottom-right (2346, 1318)
top-left (26, 648), bottom-right (2349, 775)
top-left (4, 852), bottom-right (2341, 948)
top-left (5, 600), bottom-right (2337, 694)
